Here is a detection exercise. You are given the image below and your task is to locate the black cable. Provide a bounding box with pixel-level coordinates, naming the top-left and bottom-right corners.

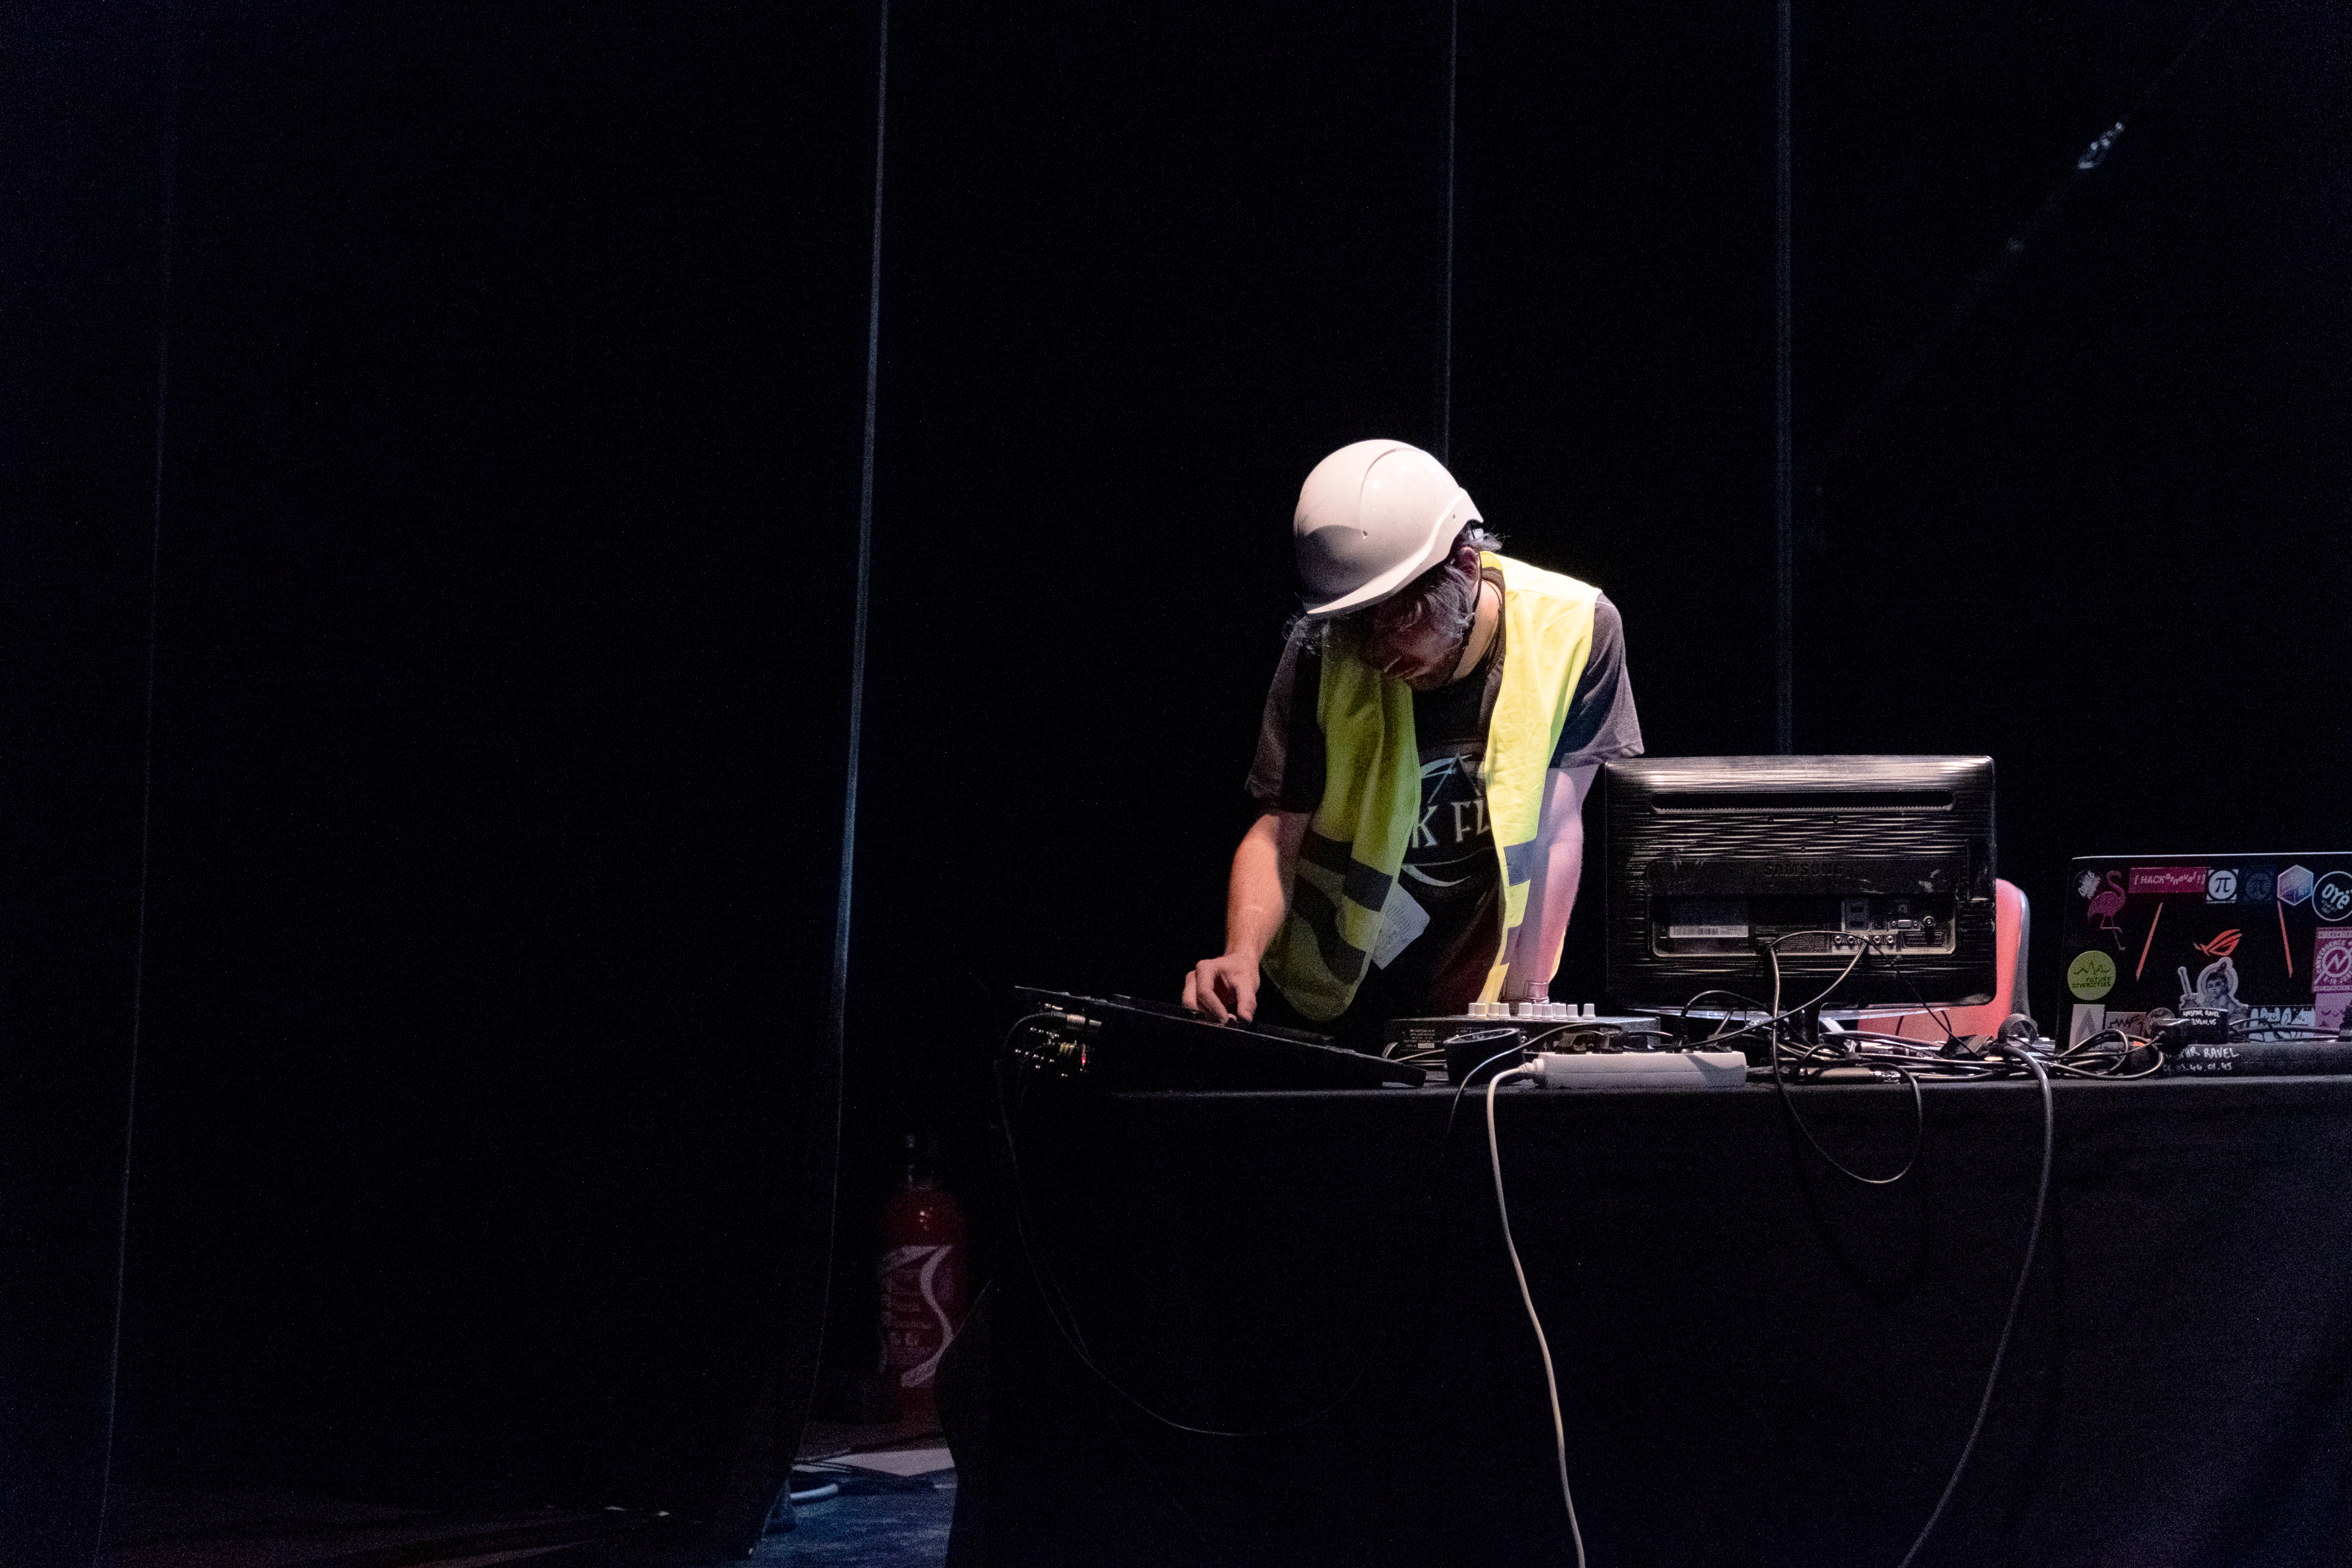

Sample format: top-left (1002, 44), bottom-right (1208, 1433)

top-left (1681, 931), bottom-right (1882, 1053)
top-left (1779, 1022), bottom-right (2153, 1084)
top-left (2045, 1029), bottom-right (2164, 1080)
top-left (1775, 1058), bottom-right (1926, 1185)
top-left (1726, 946), bottom-right (2065, 1561)
top-left (1896, 1045), bottom-right (2055, 1568)
top-left (1769, 931), bottom-right (1877, 1015)
top-left (1680, 935), bottom-right (1875, 1058)
top-left (1673, 989), bottom-right (1782, 1048)
top-left (1441, 1042), bottom-right (1535, 1144)
top-left (1877, 939), bottom-right (1959, 1044)
top-left (1763, 942), bottom-right (1926, 1184)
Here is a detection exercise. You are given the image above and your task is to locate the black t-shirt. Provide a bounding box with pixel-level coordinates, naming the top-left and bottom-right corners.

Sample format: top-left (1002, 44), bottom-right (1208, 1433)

top-left (1246, 583), bottom-right (1642, 1028)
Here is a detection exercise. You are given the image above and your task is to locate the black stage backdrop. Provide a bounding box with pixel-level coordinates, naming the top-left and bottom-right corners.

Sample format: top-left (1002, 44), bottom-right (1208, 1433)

top-left (7, 0), bottom-right (864, 1544)
top-left (4, 6), bottom-right (178, 1559)
top-left (4, 0), bottom-right (2348, 1553)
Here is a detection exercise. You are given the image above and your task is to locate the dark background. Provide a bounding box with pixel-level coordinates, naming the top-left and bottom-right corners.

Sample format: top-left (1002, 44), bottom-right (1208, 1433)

top-left (5, 0), bottom-right (2345, 1557)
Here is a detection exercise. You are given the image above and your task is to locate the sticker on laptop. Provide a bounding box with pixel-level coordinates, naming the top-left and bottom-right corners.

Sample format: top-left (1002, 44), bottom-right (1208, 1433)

top-left (2177, 955), bottom-right (2246, 1020)
top-left (2317, 929), bottom-right (2352, 1033)
top-left (2247, 1005), bottom-right (2317, 1038)
top-left (2313, 928), bottom-right (2352, 991)
top-left (2192, 929), bottom-right (2242, 959)
top-left (2082, 869), bottom-right (2128, 948)
top-left (2278, 865), bottom-right (2316, 907)
top-left (2067, 949), bottom-right (2117, 1001)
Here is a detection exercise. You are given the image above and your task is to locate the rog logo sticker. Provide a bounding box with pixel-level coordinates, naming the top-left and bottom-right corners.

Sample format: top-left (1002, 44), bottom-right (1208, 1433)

top-left (2193, 929), bottom-right (2243, 959)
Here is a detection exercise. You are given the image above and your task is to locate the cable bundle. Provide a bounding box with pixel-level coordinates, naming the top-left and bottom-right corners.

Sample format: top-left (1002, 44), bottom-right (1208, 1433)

top-left (1659, 932), bottom-right (2164, 1085)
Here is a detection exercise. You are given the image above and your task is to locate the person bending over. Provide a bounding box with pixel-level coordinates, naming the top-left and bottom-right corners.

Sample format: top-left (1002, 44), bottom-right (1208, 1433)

top-left (1183, 439), bottom-right (1642, 1051)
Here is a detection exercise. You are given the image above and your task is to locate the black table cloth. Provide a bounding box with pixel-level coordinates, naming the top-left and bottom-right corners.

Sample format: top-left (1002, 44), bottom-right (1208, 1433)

top-left (943, 1077), bottom-right (2352, 1567)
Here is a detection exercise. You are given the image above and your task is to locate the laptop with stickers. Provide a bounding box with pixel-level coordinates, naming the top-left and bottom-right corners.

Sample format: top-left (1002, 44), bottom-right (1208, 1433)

top-left (2057, 853), bottom-right (2352, 1052)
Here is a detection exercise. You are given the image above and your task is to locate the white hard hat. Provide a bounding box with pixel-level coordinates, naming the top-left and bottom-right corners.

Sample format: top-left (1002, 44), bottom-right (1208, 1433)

top-left (1292, 439), bottom-right (1481, 617)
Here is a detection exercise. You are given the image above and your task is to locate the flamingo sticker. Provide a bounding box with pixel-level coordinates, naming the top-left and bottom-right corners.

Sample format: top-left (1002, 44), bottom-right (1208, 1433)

top-left (2085, 869), bottom-right (2127, 950)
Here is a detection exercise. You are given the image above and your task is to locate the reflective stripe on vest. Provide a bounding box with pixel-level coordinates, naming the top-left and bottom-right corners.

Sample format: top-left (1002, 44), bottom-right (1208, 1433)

top-left (1263, 554), bottom-right (1599, 1020)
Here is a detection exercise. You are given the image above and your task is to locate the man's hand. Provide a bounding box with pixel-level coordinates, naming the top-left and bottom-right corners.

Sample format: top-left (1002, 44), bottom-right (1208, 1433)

top-left (1182, 809), bottom-right (1306, 1024)
top-left (1183, 953), bottom-right (1261, 1024)
top-left (1503, 764), bottom-right (1597, 1000)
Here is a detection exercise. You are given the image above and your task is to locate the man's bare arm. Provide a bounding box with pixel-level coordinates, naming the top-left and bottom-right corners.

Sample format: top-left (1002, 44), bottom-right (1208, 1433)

top-left (1501, 764), bottom-right (1598, 1002)
top-left (1183, 809), bottom-right (1307, 1022)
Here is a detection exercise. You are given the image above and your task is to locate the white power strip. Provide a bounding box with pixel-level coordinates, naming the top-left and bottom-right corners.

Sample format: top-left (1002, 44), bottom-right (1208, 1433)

top-left (1529, 1050), bottom-right (1749, 1091)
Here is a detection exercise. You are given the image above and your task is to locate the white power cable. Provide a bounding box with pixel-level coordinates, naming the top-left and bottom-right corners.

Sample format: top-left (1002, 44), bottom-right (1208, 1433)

top-left (1485, 1066), bottom-right (1586, 1568)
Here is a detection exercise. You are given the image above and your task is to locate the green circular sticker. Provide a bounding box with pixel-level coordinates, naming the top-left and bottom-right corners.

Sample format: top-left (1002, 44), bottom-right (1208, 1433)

top-left (2067, 949), bottom-right (2117, 1001)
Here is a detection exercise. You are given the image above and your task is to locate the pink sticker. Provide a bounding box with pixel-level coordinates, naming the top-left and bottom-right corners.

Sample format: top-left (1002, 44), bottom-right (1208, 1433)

top-left (2316, 928), bottom-right (2352, 988)
top-left (2130, 866), bottom-right (2209, 897)
top-left (2314, 928), bottom-right (2352, 1032)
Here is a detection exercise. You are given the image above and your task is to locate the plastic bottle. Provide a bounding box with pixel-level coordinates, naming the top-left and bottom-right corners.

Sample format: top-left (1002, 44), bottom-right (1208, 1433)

top-left (876, 1133), bottom-right (968, 1427)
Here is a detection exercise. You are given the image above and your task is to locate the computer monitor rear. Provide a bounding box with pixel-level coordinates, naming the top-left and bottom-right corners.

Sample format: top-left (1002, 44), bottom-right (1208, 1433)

top-left (1603, 755), bottom-right (1998, 1013)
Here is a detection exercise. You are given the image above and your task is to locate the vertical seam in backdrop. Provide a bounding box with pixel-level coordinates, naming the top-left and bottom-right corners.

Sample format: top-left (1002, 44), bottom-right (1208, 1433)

top-left (1438, 0), bottom-right (1458, 464)
top-left (1774, 0), bottom-right (1795, 754)
top-left (802, 0), bottom-right (891, 1456)
top-left (94, 3), bottom-right (186, 1558)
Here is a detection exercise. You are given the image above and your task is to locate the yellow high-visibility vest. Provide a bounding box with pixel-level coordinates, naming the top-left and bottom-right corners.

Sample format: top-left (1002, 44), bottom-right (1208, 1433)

top-left (1263, 554), bottom-right (1600, 1020)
